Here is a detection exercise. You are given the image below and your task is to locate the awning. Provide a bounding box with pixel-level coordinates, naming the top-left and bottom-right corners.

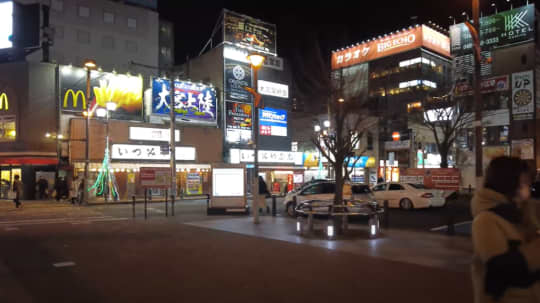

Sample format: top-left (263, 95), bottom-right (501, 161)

top-left (0, 158), bottom-right (58, 165)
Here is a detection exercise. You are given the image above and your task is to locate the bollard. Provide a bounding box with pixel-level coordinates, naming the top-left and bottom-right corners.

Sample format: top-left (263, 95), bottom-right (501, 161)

top-left (383, 200), bottom-right (389, 229)
top-left (165, 189), bottom-right (168, 217)
top-left (272, 195), bottom-right (277, 217)
top-left (144, 189), bottom-right (148, 220)
top-left (132, 195), bottom-right (136, 218)
top-left (171, 195), bottom-right (175, 216)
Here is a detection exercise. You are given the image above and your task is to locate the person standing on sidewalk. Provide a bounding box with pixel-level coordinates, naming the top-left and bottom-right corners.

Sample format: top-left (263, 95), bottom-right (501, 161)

top-left (471, 156), bottom-right (540, 303)
top-left (12, 175), bottom-right (22, 208)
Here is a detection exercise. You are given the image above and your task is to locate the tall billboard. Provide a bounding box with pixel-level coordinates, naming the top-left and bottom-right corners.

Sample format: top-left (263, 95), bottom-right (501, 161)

top-left (512, 70), bottom-right (534, 121)
top-left (224, 59), bottom-right (252, 103)
top-left (450, 4), bottom-right (535, 56)
top-left (225, 101), bottom-right (252, 144)
top-left (151, 78), bottom-right (217, 124)
top-left (331, 25), bottom-right (450, 70)
top-left (259, 107), bottom-right (287, 136)
top-left (60, 66), bottom-right (143, 120)
top-left (223, 10), bottom-right (277, 55)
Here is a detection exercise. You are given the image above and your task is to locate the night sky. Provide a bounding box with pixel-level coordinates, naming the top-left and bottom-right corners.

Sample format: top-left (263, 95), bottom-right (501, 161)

top-left (158, 0), bottom-right (509, 64)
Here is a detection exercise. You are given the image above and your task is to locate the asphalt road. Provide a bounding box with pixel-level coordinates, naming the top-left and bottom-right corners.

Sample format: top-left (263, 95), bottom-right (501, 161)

top-left (0, 204), bottom-right (473, 303)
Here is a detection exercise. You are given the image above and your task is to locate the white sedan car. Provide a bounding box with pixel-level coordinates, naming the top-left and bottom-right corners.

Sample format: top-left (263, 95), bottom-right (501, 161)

top-left (371, 182), bottom-right (446, 210)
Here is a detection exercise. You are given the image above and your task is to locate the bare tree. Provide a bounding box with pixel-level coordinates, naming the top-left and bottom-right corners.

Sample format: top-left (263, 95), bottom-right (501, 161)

top-left (293, 36), bottom-right (372, 233)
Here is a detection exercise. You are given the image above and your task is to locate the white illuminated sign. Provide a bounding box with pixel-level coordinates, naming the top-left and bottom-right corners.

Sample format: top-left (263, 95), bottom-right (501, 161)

top-left (230, 149), bottom-right (303, 165)
top-left (212, 168), bottom-right (244, 197)
top-left (223, 46), bottom-right (284, 70)
top-left (129, 127), bottom-right (180, 142)
top-left (0, 1), bottom-right (13, 49)
top-left (257, 80), bottom-right (289, 99)
top-left (111, 144), bottom-right (195, 161)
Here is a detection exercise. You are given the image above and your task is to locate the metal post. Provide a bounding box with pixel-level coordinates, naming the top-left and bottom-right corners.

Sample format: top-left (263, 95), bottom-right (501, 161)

top-left (83, 68), bottom-right (91, 205)
top-left (171, 195), bottom-right (175, 216)
top-left (472, 0), bottom-right (483, 188)
top-left (132, 195), bottom-right (135, 218)
top-left (272, 195), bottom-right (276, 216)
top-left (165, 189), bottom-right (168, 217)
top-left (169, 78), bottom-right (177, 202)
top-left (144, 188), bottom-right (147, 220)
top-left (253, 68), bottom-right (260, 224)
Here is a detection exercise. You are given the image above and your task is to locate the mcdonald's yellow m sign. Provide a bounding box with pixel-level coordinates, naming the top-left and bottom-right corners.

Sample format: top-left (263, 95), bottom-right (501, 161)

top-left (0, 93), bottom-right (7, 111)
top-left (63, 89), bottom-right (86, 110)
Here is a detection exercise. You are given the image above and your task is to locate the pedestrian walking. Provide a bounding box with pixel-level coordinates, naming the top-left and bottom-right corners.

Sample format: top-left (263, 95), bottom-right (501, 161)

top-left (471, 156), bottom-right (540, 303)
top-left (70, 176), bottom-right (81, 205)
top-left (12, 175), bottom-right (22, 208)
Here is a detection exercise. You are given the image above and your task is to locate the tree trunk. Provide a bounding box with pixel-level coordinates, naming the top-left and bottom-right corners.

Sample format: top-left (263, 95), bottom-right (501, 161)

top-left (440, 146), bottom-right (449, 168)
top-left (333, 159), bottom-right (344, 235)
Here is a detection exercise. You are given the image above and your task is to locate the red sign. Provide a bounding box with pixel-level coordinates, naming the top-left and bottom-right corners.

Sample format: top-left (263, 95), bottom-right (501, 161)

top-left (287, 174), bottom-right (293, 192)
top-left (332, 25), bottom-right (450, 70)
top-left (139, 167), bottom-right (171, 188)
top-left (454, 75), bottom-right (509, 96)
top-left (392, 132), bottom-right (400, 141)
top-left (401, 168), bottom-right (460, 191)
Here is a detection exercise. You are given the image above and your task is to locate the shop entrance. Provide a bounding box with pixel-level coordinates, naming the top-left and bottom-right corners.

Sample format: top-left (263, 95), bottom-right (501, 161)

top-left (0, 167), bottom-right (20, 199)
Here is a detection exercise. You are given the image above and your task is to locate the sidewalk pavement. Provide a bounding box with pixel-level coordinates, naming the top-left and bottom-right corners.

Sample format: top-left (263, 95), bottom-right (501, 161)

top-left (187, 216), bottom-right (473, 273)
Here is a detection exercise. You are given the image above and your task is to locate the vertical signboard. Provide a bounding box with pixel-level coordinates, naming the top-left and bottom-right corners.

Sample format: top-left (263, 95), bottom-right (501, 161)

top-left (512, 70), bottom-right (534, 120)
top-left (224, 59), bottom-right (252, 103)
top-left (186, 172), bottom-right (202, 195)
top-left (225, 101), bottom-right (252, 144)
top-left (0, 1), bottom-right (13, 49)
top-left (151, 78), bottom-right (217, 124)
top-left (223, 10), bottom-right (277, 55)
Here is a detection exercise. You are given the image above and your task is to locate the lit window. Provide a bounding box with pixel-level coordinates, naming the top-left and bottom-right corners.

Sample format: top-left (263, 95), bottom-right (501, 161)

top-left (78, 6), bottom-right (90, 18)
top-left (127, 18), bottom-right (137, 29)
top-left (104, 12), bottom-right (115, 24)
top-left (0, 115), bottom-right (16, 141)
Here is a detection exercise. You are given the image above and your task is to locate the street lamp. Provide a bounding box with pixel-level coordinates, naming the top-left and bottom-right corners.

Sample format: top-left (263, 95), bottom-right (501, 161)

top-left (462, 11), bottom-right (470, 20)
top-left (491, 3), bottom-right (498, 13)
top-left (448, 16), bottom-right (456, 25)
top-left (82, 58), bottom-right (97, 205)
top-left (246, 53), bottom-right (265, 224)
top-left (314, 125), bottom-right (321, 132)
top-left (323, 120), bottom-right (330, 128)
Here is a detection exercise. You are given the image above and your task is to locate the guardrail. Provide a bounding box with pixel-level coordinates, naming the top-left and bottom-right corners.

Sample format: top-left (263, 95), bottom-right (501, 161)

top-left (131, 194), bottom-right (211, 219)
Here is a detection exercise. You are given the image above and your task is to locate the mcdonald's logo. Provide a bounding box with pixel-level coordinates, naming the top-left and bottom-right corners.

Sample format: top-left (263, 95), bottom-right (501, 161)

top-left (63, 89), bottom-right (86, 109)
top-left (0, 93), bottom-right (7, 111)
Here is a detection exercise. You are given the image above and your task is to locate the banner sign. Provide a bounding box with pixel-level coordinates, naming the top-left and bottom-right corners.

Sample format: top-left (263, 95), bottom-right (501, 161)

top-left (129, 127), bottom-right (180, 142)
top-left (258, 80), bottom-right (288, 98)
top-left (231, 149), bottom-right (303, 165)
top-left (223, 10), bottom-right (277, 55)
top-left (60, 66), bottom-right (143, 120)
top-left (512, 70), bottom-right (534, 121)
top-left (449, 5), bottom-right (535, 55)
top-left (454, 75), bottom-right (509, 96)
top-left (346, 156), bottom-right (376, 168)
top-left (302, 152), bottom-right (320, 167)
top-left (332, 25), bottom-right (450, 69)
top-left (151, 78), bottom-right (217, 124)
top-left (259, 107), bottom-right (287, 136)
top-left (186, 172), bottom-right (202, 195)
top-left (111, 144), bottom-right (195, 161)
top-left (140, 167), bottom-right (170, 189)
top-left (224, 59), bottom-right (252, 103)
top-left (226, 101), bottom-right (252, 130)
top-left (400, 168), bottom-right (460, 191)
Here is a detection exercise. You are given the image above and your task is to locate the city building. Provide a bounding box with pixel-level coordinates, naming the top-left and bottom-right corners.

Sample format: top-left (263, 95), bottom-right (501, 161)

top-left (176, 9), bottom-right (300, 194)
top-left (450, 4), bottom-right (540, 187)
top-left (331, 24), bottom-right (453, 181)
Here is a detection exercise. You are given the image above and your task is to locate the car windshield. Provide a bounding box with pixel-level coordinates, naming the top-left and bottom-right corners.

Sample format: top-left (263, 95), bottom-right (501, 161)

top-left (407, 183), bottom-right (425, 189)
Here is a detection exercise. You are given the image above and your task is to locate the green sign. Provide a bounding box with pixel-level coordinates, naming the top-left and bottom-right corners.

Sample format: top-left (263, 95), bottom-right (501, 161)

top-left (450, 4), bottom-right (535, 55)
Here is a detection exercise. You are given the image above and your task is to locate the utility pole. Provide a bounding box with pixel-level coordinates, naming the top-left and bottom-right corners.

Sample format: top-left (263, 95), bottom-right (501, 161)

top-left (169, 77), bottom-right (176, 198)
top-left (472, 0), bottom-right (483, 188)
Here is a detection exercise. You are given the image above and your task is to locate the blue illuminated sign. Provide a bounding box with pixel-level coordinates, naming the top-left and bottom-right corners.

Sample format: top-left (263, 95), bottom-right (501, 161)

top-left (259, 107), bottom-right (287, 136)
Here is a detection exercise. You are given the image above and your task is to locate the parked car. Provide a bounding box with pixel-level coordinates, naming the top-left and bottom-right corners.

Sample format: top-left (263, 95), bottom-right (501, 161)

top-left (371, 182), bottom-right (446, 210)
top-left (283, 181), bottom-right (375, 217)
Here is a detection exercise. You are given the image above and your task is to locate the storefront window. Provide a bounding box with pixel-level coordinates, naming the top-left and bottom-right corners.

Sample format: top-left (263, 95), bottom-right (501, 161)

top-left (0, 115), bottom-right (16, 141)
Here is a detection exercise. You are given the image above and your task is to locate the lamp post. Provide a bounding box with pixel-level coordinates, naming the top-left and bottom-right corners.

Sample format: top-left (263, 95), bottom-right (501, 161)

top-left (82, 59), bottom-right (96, 205)
top-left (246, 53), bottom-right (265, 224)
top-left (96, 101), bottom-right (117, 201)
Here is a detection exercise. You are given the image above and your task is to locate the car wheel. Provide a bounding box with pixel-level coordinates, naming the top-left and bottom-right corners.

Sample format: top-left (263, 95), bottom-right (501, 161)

top-left (399, 198), bottom-right (414, 210)
top-left (286, 202), bottom-right (296, 217)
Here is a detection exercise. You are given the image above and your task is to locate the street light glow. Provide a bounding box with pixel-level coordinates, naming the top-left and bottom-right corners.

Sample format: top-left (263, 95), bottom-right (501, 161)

top-left (338, 98), bottom-right (345, 103)
top-left (96, 108), bottom-right (107, 118)
top-left (314, 125), bottom-right (321, 132)
top-left (83, 59), bottom-right (97, 70)
top-left (247, 53), bottom-right (265, 68)
top-left (106, 102), bottom-right (117, 111)
top-left (323, 120), bottom-right (330, 128)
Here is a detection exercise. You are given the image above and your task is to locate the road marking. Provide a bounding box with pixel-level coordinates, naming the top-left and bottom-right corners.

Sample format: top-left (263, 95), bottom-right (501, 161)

top-left (0, 216), bottom-right (128, 227)
top-left (4, 227), bottom-right (19, 231)
top-left (0, 216), bottom-right (110, 225)
top-left (53, 261), bottom-right (75, 268)
top-left (430, 221), bottom-right (472, 231)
